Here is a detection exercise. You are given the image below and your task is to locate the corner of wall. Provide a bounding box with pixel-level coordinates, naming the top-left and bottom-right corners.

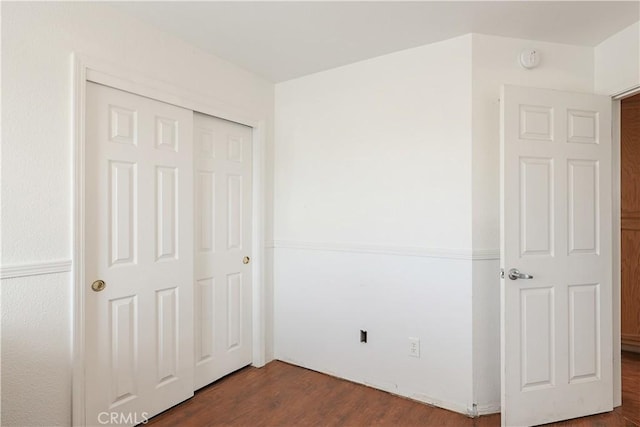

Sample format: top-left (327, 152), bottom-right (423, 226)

top-left (273, 33), bottom-right (477, 415)
top-left (594, 21), bottom-right (640, 95)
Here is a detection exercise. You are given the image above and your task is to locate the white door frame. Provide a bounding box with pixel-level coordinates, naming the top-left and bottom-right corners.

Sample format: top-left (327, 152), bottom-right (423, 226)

top-left (71, 52), bottom-right (268, 426)
top-left (611, 84), bottom-right (640, 408)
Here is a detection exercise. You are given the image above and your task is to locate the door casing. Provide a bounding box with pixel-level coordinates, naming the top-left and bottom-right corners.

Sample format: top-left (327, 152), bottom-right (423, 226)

top-left (71, 53), bottom-right (268, 426)
top-left (611, 84), bottom-right (640, 408)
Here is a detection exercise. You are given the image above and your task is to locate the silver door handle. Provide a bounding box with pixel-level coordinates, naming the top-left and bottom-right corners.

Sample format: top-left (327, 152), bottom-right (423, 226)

top-left (508, 268), bottom-right (533, 280)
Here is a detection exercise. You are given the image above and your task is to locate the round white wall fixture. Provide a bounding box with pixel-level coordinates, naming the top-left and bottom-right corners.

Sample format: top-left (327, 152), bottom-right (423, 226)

top-left (519, 49), bottom-right (540, 69)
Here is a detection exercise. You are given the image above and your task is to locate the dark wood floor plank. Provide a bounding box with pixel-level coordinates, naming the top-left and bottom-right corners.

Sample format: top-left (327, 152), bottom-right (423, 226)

top-left (147, 352), bottom-right (640, 427)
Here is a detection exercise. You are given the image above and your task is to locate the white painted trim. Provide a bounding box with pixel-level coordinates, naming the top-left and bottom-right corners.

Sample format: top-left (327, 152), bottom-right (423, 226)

top-left (71, 52), bottom-right (268, 426)
top-left (269, 240), bottom-right (500, 261)
top-left (476, 403), bottom-right (501, 416)
top-left (409, 393), bottom-right (471, 418)
top-left (71, 53), bottom-right (87, 427)
top-left (0, 260), bottom-right (72, 279)
top-left (84, 58), bottom-right (258, 128)
top-left (251, 119), bottom-right (267, 368)
top-left (612, 97), bottom-right (622, 409)
top-left (612, 85), bottom-right (640, 100)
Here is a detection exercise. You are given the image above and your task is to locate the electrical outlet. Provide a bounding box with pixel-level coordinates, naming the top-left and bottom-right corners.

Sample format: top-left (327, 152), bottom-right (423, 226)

top-left (409, 337), bottom-right (420, 357)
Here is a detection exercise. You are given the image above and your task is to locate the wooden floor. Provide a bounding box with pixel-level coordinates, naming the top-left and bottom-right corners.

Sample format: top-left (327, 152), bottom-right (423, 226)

top-left (148, 351), bottom-right (640, 427)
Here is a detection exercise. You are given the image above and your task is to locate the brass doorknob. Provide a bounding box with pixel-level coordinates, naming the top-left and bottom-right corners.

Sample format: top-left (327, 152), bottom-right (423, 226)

top-left (91, 280), bottom-right (106, 292)
top-left (243, 256), bottom-right (250, 265)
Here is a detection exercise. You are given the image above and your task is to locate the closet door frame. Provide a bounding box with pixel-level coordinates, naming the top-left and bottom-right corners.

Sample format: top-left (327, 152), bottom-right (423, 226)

top-left (71, 53), bottom-right (268, 426)
top-left (611, 84), bottom-right (640, 408)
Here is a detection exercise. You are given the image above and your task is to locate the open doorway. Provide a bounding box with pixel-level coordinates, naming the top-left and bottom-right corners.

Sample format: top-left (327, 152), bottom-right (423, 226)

top-left (619, 92), bottom-right (640, 424)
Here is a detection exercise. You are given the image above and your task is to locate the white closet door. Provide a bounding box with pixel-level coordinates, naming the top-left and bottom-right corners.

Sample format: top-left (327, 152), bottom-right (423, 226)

top-left (193, 112), bottom-right (253, 390)
top-left (85, 82), bottom-right (194, 425)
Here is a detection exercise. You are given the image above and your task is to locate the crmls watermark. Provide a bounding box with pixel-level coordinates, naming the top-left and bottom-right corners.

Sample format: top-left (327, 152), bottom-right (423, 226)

top-left (97, 412), bottom-right (149, 425)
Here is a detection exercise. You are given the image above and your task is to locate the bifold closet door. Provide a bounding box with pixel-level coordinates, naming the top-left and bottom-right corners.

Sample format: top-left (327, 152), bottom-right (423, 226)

top-left (193, 112), bottom-right (253, 390)
top-left (85, 82), bottom-right (194, 426)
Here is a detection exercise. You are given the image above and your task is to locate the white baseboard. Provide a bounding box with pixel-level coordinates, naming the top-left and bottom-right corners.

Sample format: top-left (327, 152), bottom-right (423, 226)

top-left (408, 392), bottom-right (472, 417)
top-left (276, 356), bottom-right (474, 418)
top-left (476, 403), bottom-right (501, 415)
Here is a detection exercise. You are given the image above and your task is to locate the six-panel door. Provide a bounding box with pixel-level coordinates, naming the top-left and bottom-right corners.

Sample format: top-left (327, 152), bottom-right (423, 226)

top-left (85, 82), bottom-right (194, 425)
top-left (193, 112), bottom-right (253, 390)
top-left (501, 85), bottom-right (612, 426)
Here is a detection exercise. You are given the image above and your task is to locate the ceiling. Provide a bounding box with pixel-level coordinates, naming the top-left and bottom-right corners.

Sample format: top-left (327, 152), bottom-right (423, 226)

top-left (112, 1), bottom-right (640, 83)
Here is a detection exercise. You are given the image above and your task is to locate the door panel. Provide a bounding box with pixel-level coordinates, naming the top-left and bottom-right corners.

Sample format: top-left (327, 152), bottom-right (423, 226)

top-left (520, 157), bottom-right (554, 256)
top-left (568, 283), bottom-right (600, 382)
top-left (501, 85), bottom-right (612, 426)
top-left (110, 161), bottom-right (137, 265)
top-left (85, 82), bottom-right (194, 425)
top-left (193, 113), bottom-right (253, 390)
top-left (156, 166), bottom-right (178, 260)
top-left (109, 295), bottom-right (138, 406)
top-left (156, 287), bottom-right (178, 385)
top-left (568, 160), bottom-right (599, 254)
top-left (195, 277), bottom-right (215, 365)
top-left (520, 286), bottom-right (555, 391)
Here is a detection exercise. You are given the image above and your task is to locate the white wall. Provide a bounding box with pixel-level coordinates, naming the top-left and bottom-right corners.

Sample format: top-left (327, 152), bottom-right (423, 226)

top-left (1, 275), bottom-right (72, 425)
top-left (595, 21), bottom-right (640, 96)
top-left (274, 32), bottom-right (598, 416)
top-left (275, 249), bottom-right (474, 412)
top-left (1, 3), bottom-right (274, 426)
top-left (274, 35), bottom-right (476, 413)
top-left (470, 33), bottom-right (595, 410)
top-left (274, 37), bottom-right (473, 250)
